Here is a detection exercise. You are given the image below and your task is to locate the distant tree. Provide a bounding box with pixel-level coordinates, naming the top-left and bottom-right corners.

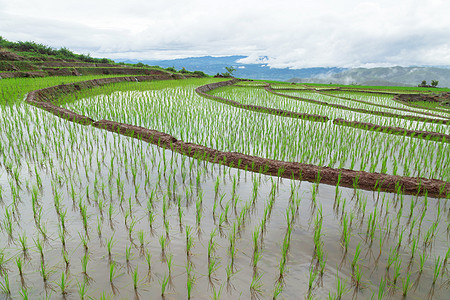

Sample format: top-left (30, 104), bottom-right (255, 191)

top-left (225, 66), bottom-right (236, 76)
top-left (418, 80), bottom-right (427, 87)
top-left (431, 80), bottom-right (439, 87)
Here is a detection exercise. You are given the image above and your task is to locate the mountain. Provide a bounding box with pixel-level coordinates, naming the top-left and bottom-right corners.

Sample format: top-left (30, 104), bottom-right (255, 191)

top-left (289, 66), bottom-right (450, 87)
top-left (118, 56), bottom-right (344, 81)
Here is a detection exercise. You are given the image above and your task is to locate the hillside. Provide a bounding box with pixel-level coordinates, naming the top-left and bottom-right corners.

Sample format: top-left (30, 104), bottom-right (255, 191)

top-left (0, 37), bottom-right (206, 79)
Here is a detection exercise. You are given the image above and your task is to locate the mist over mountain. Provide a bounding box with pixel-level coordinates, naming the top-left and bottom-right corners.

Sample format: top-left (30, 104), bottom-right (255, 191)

top-left (289, 66), bottom-right (450, 87)
top-left (118, 56), bottom-right (344, 81)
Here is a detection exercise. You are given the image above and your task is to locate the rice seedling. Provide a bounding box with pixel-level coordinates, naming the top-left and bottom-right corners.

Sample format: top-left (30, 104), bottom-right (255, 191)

top-left (0, 273), bottom-right (11, 295)
top-left (40, 260), bottom-right (49, 282)
top-left (160, 235), bottom-right (167, 260)
top-left (145, 249), bottom-right (152, 274)
top-left (432, 256), bottom-right (442, 285)
top-left (109, 261), bottom-right (119, 283)
top-left (133, 265), bottom-right (139, 290)
top-left (401, 272), bottom-right (412, 297)
top-left (59, 271), bottom-right (68, 295)
top-left (250, 272), bottom-right (263, 296)
top-left (186, 262), bottom-right (195, 299)
top-left (161, 273), bottom-right (169, 297)
top-left (106, 235), bottom-right (115, 261)
top-left (185, 225), bottom-right (194, 257)
top-left (78, 279), bottom-right (88, 299)
top-left (377, 277), bottom-right (385, 300)
top-left (16, 257), bottom-right (24, 279)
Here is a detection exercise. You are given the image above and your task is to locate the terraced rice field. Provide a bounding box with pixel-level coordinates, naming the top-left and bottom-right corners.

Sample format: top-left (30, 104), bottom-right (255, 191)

top-left (0, 76), bottom-right (448, 299)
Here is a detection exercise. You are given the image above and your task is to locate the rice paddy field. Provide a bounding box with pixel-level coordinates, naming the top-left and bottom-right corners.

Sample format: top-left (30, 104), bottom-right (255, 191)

top-left (0, 76), bottom-right (449, 299)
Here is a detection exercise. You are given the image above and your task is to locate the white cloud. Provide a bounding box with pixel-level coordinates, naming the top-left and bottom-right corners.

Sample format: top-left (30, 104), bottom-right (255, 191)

top-left (1, 0), bottom-right (449, 67)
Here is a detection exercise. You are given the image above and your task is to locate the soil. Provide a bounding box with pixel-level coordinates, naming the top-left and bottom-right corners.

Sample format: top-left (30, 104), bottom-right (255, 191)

top-left (25, 76), bottom-right (450, 197)
top-left (395, 92), bottom-right (450, 103)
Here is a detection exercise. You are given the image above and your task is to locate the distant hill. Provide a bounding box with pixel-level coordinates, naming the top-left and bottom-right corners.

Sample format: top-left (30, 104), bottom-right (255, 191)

top-left (288, 66), bottom-right (450, 88)
top-left (119, 56), bottom-right (344, 81)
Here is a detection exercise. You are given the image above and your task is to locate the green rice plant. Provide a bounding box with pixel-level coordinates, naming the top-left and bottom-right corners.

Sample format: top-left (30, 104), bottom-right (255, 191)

top-left (392, 258), bottom-right (402, 285)
top-left (226, 262), bottom-right (234, 282)
top-left (432, 256), bottom-right (442, 285)
top-left (40, 260), bottom-right (49, 282)
top-left (352, 264), bottom-right (362, 289)
top-left (133, 265), bottom-right (139, 290)
top-left (78, 279), bottom-right (87, 299)
top-left (97, 216), bottom-right (103, 238)
top-left (81, 252), bottom-right (90, 276)
top-left (0, 273), bottom-right (11, 295)
top-left (59, 271), bottom-right (68, 295)
top-left (186, 263), bottom-right (194, 299)
top-left (401, 272), bottom-right (412, 297)
top-left (138, 230), bottom-right (145, 249)
top-left (419, 251), bottom-right (428, 273)
top-left (16, 256), bottom-right (24, 278)
top-left (160, 235), bottom-right (167, 259)
top-left (33, 235), bottom-right (44, 261)
top-left (109, 261), bottom-right (118, 283)
top-left (63, 251), bottom-right (69, 270)
top-left (335, 270), bottom-right (347, 299)
top-left (377, 277), bottom-right (385, 300)
top-left (250, 272), bottom-right (263, 296)
top-left (167, 254), bottom-right (173, 276)
top-left (208, 256), bottom-right (220, 278)
top-left (273, 280), bottom-right (283, 299)
top-left (19, 286), bottom-right (28, 299)
top-left (106, 235), bottom-right (115, 260)
top-left (160, 273), bottom-right (169, 297)
top-left (145, 250), bottom-right (152, 274)
top-left (308, 267), bottom-right (318, 292)
top-left (185, 225), bottom-right (194, 256)
top-left (79, 232), bottom-right (89, 253)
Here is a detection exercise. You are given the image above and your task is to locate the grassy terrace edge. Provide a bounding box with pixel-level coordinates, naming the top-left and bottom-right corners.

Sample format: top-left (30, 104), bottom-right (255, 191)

top-left (24, 76), bottom-right (449, 197)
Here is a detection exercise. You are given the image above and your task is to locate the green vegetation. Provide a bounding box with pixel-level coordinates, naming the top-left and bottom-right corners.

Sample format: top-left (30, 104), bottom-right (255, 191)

top-left (0, 41), bottom-right (447, 299)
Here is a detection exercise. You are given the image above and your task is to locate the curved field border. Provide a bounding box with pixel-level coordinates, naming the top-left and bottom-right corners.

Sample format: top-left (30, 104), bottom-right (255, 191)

top-left (266, 85), bottom-right (450, 125)
top-left (316, 90), bottom-right (450, 120)
top-left (24, 77), bottom-right (449, 198)
top-left (195, 80), bottom-right (329, 122)
top-left (334, 118), bottom-right (450, 143)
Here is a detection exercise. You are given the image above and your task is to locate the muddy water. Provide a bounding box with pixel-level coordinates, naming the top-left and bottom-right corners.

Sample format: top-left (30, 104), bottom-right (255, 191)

top-left (0, 105), bottom-right (448, 299)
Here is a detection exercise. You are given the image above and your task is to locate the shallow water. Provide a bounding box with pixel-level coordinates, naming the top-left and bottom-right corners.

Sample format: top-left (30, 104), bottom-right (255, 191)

top-left (0, 101), bottom-right (448, 299)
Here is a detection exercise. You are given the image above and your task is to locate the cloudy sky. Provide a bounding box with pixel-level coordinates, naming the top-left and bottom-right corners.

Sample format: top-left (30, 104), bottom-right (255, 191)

top-left (1, 0), bottom-right (449, 68)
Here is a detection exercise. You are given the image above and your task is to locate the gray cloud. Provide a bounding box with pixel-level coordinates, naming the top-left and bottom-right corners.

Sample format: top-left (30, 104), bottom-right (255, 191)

top-left (1, 0), bottom-right (449, 67)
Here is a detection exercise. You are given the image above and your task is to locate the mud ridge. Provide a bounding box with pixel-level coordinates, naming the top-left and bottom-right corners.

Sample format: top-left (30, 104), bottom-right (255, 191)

top-left (25, 77), bottom-right (449, 198)
top-left (195, 80), bottom-right (329, 122)
top-left (334, 118), bottom-right (450, 143)
top-left (266, 85), bottom-right (450, 125)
